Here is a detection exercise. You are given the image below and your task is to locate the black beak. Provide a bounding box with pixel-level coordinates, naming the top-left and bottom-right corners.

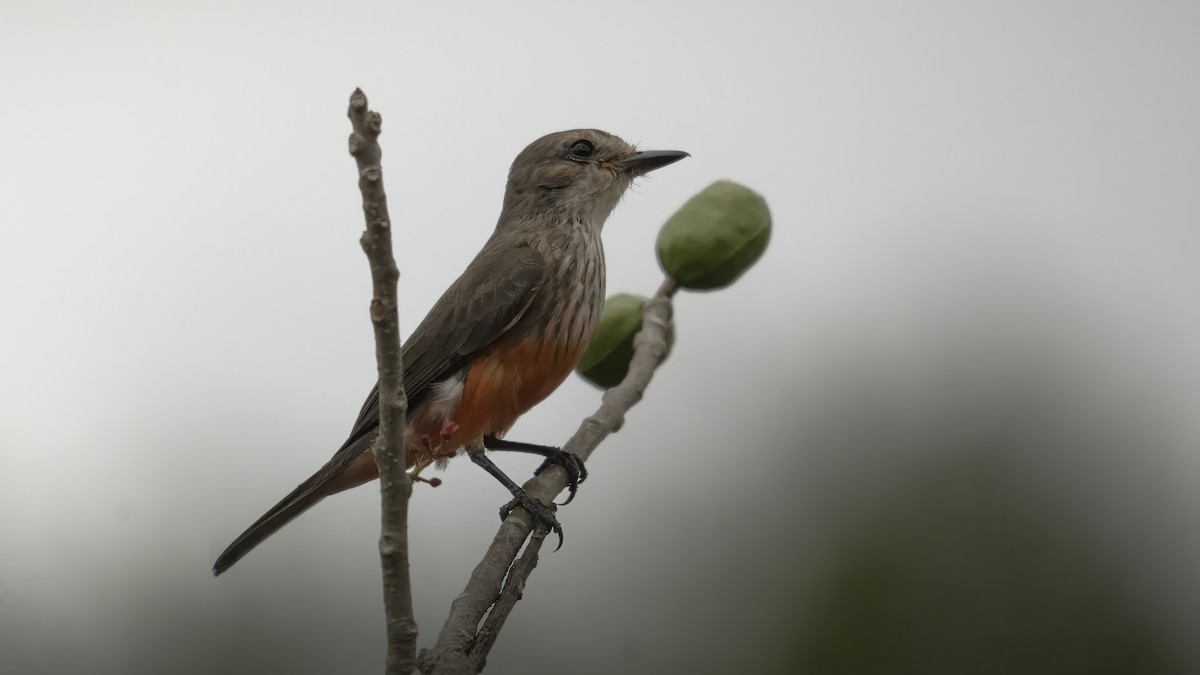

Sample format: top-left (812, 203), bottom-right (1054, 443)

top-left (624, 149), bottom-right (690, 174)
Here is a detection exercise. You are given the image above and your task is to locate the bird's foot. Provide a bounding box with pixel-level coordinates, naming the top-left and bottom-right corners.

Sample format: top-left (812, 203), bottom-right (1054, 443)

top-left (500, 490), bottom-right (564, 550)
top-left (533, 449), bottom-right (588, 505)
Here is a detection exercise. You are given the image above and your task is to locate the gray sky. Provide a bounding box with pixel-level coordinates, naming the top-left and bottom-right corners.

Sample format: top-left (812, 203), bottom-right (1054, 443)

top-left (2, 2), bottom-right (1199, 674)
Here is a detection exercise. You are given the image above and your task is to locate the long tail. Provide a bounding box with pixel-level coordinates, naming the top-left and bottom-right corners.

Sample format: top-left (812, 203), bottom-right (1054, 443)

top-left (212, 437), bottom-right (376, 576)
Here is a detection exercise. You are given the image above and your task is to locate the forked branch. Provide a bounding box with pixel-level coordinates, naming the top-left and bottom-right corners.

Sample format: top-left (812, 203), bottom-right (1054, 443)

top-left (420, 278), bottom-right (680, 674)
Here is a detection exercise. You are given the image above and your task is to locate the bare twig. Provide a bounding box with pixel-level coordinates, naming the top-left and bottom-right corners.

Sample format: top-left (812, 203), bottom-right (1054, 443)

top-left (420, 277), bottom-right (680, 674)
top-left (466, 526), bottom-right (549, 671)
top-left (348, 87), bottom-right (418, 675)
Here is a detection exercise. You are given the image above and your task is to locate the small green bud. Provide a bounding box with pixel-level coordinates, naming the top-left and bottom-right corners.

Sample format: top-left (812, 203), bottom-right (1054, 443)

top-left (577, 294), bottom-right (675, 389)
top-left (656, 180), bottom-right (771, 290)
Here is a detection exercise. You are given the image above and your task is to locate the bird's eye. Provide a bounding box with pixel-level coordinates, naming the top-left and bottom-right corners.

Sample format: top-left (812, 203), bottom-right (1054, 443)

top-left (567, 140), bottom-right (595, 159)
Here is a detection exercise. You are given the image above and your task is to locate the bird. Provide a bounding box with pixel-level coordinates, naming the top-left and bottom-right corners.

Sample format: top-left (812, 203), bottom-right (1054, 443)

top-left (212, 129), bottom-right (688, 575)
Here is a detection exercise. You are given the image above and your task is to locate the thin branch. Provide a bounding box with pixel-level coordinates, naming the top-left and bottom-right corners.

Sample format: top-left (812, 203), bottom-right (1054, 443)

top-left (348, 87), bottom-right (418, 675)
top-left (420, 277), bottom-right (680, 674)
top-left (466, 526), bottom-right (549, 671)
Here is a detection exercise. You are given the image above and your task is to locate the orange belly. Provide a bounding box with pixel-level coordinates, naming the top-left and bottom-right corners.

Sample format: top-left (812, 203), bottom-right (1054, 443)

top-left (454, 335), bottom-right (584, 442)
top-left (332, 333), bottom-right (590, 491)
top-left (406, 331), bottom-right (589, 464)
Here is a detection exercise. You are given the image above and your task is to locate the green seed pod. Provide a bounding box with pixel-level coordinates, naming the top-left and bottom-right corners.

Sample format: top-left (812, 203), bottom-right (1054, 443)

top-left (577, 294), bottom-right (675, 389)
top-left (656, 180), bottom-right (771, 290)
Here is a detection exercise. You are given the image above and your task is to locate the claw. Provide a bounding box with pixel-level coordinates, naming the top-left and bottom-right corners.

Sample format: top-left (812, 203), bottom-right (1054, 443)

top-left (534, 450), bottom-right (588, 505)
top-left (500, 490), bottom-right (564, 551)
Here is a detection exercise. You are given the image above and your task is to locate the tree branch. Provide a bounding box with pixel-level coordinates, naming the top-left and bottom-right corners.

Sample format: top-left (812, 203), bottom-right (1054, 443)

top-left (348, 87), bottom-right (418, 675)
top-left (420, 277), bottom-right (680, 674)
top-left (466, 526), bottom-right (549, 669)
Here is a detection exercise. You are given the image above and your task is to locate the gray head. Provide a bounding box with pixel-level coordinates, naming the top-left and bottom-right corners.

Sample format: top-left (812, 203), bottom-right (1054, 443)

top-left (501, 129), bottom-right (688, 226)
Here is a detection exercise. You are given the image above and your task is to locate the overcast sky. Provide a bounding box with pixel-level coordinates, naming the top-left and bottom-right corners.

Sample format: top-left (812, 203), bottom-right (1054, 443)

top-left (2, 2), bottom-right (1199, 674)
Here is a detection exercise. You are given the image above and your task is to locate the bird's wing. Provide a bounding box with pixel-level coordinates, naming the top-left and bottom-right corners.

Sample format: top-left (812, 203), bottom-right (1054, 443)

top-left (344, 240), bottom-right (545, 441)
top-left (212, 241), bottom-right (544, 575)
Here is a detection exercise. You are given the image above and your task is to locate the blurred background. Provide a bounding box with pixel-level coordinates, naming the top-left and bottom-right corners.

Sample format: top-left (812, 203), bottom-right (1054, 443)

top-left (2, 1), bottom-right (1199, 673)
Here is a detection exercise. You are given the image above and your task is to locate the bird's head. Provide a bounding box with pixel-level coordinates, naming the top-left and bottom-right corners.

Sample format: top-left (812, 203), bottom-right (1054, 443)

top-left (501, 129), bottom-right (688, 227)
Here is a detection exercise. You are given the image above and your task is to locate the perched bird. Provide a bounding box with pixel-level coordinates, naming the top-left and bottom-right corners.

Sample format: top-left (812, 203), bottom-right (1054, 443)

top-left (213, 129), bottom-right (687, 575)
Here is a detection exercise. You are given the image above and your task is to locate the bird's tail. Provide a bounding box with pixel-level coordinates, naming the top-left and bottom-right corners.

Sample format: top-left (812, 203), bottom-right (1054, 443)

top-left (212, 439), bottom-right (376, 576)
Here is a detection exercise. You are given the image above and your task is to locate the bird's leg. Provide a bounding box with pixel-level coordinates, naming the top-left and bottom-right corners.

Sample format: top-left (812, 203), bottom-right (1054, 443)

top-left (466, 446), bottom-right (564, 550)
top-left (483, 435), bottom-right (588, 505)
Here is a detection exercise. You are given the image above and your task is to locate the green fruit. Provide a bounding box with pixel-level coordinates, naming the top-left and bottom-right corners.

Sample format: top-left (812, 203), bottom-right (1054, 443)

top-left (577, 294), bottom-right (675, 389)
top-left (657, 180), bottom-right (771, 290)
